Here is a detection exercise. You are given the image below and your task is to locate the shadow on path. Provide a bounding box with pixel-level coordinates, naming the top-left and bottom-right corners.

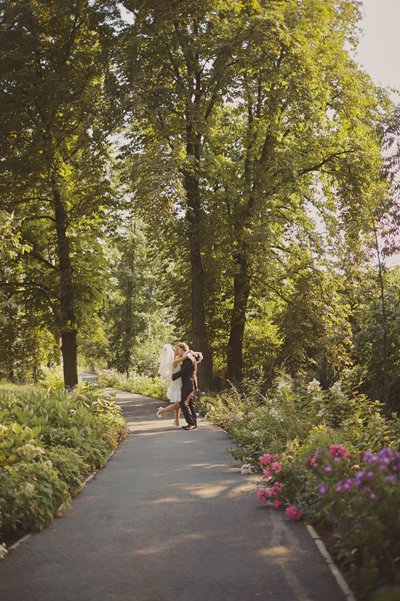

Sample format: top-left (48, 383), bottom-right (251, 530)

top-left (0, 383), bottom-right (347, 601)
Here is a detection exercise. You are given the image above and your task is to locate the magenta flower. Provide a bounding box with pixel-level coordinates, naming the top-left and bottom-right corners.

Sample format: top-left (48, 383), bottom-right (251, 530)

top-left (285, 505), bottom-right (303, 520)
top-left (259, 453), bottom-right (272, 466)
top-left (257, 489), bottom-right (268, 503)
top-left (263, 469), bottom-right (272, 479)
top-left (272, 481), bottom-right (284, 493)
top-left (273, 500), bottom-right (282, 509)
top-left (271, 462), bottom-right (282, 473)
top-left (306, 451), bottom-right (319, 467)
top-left (329, 444), bottom-right (350, 460)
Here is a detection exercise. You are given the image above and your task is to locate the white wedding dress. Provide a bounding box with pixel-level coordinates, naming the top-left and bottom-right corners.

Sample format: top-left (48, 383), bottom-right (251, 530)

top-left (158, 344), bottom-right (182, 403)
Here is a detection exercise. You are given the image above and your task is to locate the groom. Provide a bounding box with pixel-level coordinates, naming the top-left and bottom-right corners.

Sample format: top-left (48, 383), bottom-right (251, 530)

top-left (172, 343), bottom-right (197, 431)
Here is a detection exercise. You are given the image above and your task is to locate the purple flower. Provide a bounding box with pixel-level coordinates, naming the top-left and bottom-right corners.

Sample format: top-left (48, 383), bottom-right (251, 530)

top-left (318, 484), bottom-right (328, 496)
top-left (355, 470), bottom-right (375, 486)
top-left (336, 478), bottom-right (353, 493)
top-left (362, 451), bottom-right (377, 464)
top-left (324, 465), bottom-right (333, 473)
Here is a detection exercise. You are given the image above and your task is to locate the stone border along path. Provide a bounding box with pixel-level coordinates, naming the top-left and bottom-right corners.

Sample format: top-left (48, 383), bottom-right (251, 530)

top-left (0, 381), bottom-right (351, 601)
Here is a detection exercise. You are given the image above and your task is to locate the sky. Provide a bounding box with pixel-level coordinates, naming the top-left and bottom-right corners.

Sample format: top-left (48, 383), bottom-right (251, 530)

top-left (356, 0), bottom-right (400, 93)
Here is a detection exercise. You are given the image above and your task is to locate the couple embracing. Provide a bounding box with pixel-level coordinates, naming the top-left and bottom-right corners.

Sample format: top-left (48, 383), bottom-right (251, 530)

top-left (157, 342), bottom-right (203, 431)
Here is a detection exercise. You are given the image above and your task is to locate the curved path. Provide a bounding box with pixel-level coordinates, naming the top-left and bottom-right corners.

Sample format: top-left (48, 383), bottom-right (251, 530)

top-left (0, 385), bottom-right (348, 601)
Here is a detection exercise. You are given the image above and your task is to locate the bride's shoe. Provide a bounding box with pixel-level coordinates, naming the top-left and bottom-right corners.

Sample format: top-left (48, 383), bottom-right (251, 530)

top-left (156, 407), bottom-right (163, 418)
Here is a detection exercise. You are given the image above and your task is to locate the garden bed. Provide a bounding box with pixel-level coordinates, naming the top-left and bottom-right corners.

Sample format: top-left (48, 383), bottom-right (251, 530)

top-left (203, 374), bottom-right (400, 600)
top-left (0, 383), bottom-right (127, 553)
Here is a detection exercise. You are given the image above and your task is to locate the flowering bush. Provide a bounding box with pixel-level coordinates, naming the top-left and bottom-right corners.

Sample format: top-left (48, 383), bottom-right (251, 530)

top-left (0, 383), bottom-right (126, 548)
top-left (256, 440), bottom-right (400, 596)
top-left (207, 374), bottom-right (400, 596)
top-left (96, 369), bottom-right (166, 400)
top-left (312, 446), bottom-right (400, 594)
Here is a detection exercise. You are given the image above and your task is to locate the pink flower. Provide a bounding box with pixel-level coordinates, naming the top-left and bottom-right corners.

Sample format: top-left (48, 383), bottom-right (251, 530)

top-left (272, 481), bottom-right (284, 493)
top-left (271, 462), bottom-right (282, 473)
top-left (273, 500), bottom-right (282, 509)
top-left (271, 454), bottom-right (281, 462)
top-left (285, 505), bottom-right (303, 520)
top-left (257, 489), bottom-right (268, 503)
top-left (263, 469), bottom-right (272, 479)
top-left (329, 444), bottom-right (350, 460)
top-left (259, 453), bottom-right (272, 466)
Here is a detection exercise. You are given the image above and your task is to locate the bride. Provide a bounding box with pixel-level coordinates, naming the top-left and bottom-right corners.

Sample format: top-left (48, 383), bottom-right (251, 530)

top-left (157, 344), bottom-right (185, 427)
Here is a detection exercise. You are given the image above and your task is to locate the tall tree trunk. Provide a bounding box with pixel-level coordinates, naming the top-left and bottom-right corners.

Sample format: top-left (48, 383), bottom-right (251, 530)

top-left (184, 129), bottom-right (213, 389)
top-left (123, 251), bottom-right (134, 378)
top-left (374, 225), bottom-right (389, 408)
top-left (53, 179), bottom-right (78, 389)
top-left (227, 248), bottom-right (250, 382)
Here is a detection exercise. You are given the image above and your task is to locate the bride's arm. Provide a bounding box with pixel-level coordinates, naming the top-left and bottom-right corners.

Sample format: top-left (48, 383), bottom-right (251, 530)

top-left (172, 355), bottom-right (185, 368)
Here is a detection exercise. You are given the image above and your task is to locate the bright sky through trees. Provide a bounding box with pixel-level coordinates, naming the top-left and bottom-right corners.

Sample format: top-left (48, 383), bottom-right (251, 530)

top-left (357, 0), bottom-right (400, 93)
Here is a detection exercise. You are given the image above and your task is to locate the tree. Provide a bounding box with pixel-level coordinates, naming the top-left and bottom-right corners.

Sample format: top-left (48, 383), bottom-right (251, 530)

top-left (120, 0), bottom-right (389, 385)
top-left (203, 0), bottom-right (388, 381)
top-left (0, 0), bottom-right (122, 387)
top-left (119, 0), bottom-right (254, 387)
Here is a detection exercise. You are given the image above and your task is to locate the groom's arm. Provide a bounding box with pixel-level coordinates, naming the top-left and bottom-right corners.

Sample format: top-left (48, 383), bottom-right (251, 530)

top-left (172, 359), bottom-right (191, 381)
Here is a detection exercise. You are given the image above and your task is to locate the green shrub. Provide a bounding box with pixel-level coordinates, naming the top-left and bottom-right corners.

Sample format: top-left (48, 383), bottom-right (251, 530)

top-left (0, 383), bottom-right (126, 542)
top-left (96, 368), bottom-right (166, 399)
top-left (0, 461), bottom-right (69, 536)
top-left (45, 447), bottom-right (91, 495)
top-left (207, 374), bottom-right (400, 596)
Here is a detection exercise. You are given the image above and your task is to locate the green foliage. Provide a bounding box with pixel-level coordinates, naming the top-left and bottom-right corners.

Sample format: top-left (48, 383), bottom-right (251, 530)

top-left (0, 462), bottom-right (70, 536)
top-left (45, 447), bottom-right (91, 495)
top-left (0, 383), bottom-right (126, 541)
top-left (207, 374), bottom-right (400, 595)
top-left (96, 369), bottom-right (166, 400)
top-left (0, 0), bottom-right (124, 387)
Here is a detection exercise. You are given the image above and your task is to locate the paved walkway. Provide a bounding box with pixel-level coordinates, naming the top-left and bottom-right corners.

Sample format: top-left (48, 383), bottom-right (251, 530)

top-left (0, 385), bottom-right (347, 601)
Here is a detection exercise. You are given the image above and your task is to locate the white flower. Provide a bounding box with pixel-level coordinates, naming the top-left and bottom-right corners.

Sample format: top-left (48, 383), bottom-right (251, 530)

top-left (330, 381), bottom-right (343, 394)
top-left (240, 464), bottom-right (253, 475)
top-left (23, 482), bottom-right (35, 494)
top-left (0, 424), bottom-right (8, 436)
top-left (307, 378), bottom-right (321, 393)
top-left (17, 443), bottom-right (45, 459)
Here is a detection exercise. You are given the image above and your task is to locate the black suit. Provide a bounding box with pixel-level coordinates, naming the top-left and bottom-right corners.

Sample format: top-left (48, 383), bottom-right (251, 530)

top-left (172, 357), bottom-right (197, 427)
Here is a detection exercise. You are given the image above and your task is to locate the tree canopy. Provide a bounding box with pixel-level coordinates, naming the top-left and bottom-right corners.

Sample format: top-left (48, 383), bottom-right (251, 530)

top-left (1, 0), bottom-right (400, 411)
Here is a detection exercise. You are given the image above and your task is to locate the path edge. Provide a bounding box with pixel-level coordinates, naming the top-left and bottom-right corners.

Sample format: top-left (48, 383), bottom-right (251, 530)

top-left (305, 524), bottom-right (356, 601)
top-left (6, 447), bottom-right (119, 555)
top-left (205, 418), bottom-right (358, 601)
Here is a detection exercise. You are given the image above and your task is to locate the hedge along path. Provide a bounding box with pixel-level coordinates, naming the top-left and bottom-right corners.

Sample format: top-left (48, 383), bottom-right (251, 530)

top-left (0, 387), bottom-right (348, 601)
